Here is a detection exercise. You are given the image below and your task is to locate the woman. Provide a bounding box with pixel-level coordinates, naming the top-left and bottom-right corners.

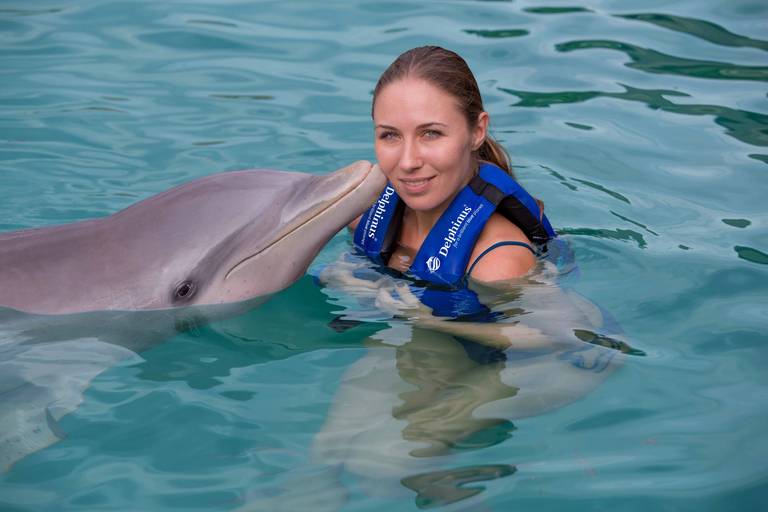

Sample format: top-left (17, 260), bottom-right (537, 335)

top-left (246, 48), bottom-right (629, 512)
top-left (319, 46), bottom-right (628, 351)
top-left (350, 46), bottom-right (555, 289)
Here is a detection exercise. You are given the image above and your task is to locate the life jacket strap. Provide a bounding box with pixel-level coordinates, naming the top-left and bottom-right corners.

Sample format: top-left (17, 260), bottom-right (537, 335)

top-left (468, 174), bottom-right (505, 206)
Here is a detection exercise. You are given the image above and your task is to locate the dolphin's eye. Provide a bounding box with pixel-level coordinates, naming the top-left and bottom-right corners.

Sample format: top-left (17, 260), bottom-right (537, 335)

top-left (175, 282), bottom-right (194, 299)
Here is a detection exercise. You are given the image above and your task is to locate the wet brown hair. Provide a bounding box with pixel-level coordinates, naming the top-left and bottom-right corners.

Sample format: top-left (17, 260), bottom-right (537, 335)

top-left (372, 45), bottom-right (515, 179)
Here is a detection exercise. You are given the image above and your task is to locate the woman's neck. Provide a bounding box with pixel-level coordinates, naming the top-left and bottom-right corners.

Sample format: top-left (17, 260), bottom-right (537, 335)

top-left (404, 207), bottom-right (441, 242)
top-left (388, 207), bottom-right (438, 272)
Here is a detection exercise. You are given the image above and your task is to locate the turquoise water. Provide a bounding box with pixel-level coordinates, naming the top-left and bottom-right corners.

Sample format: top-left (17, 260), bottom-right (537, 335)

top-left (1, 0), bottom-right (767, 510)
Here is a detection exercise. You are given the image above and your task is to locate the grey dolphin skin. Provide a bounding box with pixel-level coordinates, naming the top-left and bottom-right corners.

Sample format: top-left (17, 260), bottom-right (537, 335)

top-left (0, 160), bottom-right (386, 314)
top-left (0, 161), bottom-right (387, 472)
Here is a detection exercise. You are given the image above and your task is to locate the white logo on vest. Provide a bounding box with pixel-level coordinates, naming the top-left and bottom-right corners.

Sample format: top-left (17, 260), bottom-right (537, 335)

top-left (367, 186), bottom-right (395, 239)
top-left (439, 205), bottom-right (474, 257)
top-left (426, 256), bottom-right (441, 273)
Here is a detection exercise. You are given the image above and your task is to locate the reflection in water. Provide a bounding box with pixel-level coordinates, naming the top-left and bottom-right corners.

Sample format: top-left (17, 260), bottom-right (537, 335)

top-left (571, 178), bottom-right (631, 204)
top-left (734, 246), bottom-right (768, 265)
top-left (464, 29), bottom-right (529, 39)
top-left (0, 296), bottom-right (271, 473)
top-left (523, 7), bottom-right (592, 14)
top-left (558, 227), bottom-right (648, 248)
top-left (237, 326), bottom-right (628, 510)
top-left (391, 336), bottom-right (519, 459)
top-left (402, 464), bottom-right (518, 509)
top-left (500, 84), bottom-right (768, 149)
top-left (556, 40), bottom-right (768, 83)
top-left (616, 13), bottom-right (768, 52)
top-left (236, 258), bottom-right (633, 511)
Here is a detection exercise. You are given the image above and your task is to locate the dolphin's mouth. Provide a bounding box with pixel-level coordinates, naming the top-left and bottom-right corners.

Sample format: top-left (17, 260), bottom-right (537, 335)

top-left (225, 162), bottom-right (380, 280)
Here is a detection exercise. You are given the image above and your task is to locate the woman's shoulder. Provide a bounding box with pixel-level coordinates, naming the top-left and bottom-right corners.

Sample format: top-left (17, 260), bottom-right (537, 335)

top-left (466, 212), bottom-right (537, 281)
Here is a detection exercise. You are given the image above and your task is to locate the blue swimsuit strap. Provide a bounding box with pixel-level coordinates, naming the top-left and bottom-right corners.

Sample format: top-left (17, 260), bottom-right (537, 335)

top-left (466, 241), bottom-right (536, 278)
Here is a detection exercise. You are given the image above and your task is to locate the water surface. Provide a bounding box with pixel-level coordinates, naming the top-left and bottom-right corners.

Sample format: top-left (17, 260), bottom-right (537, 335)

top-left (1, 0), bottom-right (766, 510)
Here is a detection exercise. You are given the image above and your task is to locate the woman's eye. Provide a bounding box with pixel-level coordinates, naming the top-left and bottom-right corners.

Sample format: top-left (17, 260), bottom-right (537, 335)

top-left (424, 130), bottom-right (441, 138)
top-left (379, 131), bottom-right (398, 140)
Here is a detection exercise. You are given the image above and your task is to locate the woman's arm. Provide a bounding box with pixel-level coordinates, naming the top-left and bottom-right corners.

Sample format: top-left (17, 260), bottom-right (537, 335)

top-left (374, 282), bottom-right (564, 351)
top-left (375, 279), bottom-right (633, 358)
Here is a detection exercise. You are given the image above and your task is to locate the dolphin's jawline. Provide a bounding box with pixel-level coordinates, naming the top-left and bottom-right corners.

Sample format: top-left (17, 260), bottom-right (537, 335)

top-left (224, 164), bottom-right (374, 281)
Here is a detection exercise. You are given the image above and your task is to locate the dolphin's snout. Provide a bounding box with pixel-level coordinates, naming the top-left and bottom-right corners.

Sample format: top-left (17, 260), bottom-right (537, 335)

top-left (223, 161), bottom-right (386, 293)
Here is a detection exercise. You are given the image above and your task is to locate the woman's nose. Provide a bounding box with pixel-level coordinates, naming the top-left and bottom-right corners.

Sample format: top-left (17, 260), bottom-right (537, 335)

top-left (399, 140), bottom-right (422, 171)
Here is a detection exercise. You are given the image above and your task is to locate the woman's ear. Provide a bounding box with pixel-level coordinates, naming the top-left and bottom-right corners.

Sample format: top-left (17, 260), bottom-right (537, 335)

top-left (473, 112), bottom-right (490, 149)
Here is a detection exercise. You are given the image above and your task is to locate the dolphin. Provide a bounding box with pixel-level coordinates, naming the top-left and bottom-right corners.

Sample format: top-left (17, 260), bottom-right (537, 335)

top-left (0, 160), bottom-right (386, 315)
top-left (0, 160), bottom-right (386, 472)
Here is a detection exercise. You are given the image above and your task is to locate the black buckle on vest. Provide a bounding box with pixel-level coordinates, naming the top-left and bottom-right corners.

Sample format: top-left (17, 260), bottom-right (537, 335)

top-left (469, 173), bottom-right (551, 245)
top-left (468, 174), bottom-right (505, 206)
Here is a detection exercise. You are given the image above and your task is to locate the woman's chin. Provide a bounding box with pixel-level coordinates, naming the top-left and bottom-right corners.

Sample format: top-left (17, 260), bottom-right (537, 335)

top-left (402, 197), bottom-right (447, 213)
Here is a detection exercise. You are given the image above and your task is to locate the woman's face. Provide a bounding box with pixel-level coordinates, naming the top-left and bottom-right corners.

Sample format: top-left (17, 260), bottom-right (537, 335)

top-left (373, 79), bottom-right (488, 214)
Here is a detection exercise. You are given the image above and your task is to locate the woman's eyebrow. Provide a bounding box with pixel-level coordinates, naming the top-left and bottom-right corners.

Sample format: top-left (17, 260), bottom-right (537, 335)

top-left (374, 122), bottom-right (447, 130)
top-left (417, 122), bottom-right (447, 129)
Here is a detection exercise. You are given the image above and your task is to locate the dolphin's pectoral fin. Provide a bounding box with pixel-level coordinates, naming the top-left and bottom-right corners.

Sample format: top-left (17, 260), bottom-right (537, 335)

top-left (401, 464), bottom-right (517, 509)
top-left (0, 401), bottom-right (65, 473)
top-left (572, 329), bottom-right (644, 356)
top-left (45, 406), bottom-right (68, 441)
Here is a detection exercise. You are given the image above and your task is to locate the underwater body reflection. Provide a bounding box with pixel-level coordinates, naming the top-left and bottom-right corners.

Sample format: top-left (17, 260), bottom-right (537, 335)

top-left (234, 243), bottom-right (636, 511)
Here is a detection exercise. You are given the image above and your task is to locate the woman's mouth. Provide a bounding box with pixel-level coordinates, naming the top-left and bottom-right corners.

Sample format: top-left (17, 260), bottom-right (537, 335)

top-left (400, 176), bottom-right (433, 193)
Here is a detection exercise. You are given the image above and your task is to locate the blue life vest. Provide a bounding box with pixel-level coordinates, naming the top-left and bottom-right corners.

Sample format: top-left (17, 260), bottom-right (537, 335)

top-left (351, 163), bottom-right (557, 319)
top-left (354, 163), bottom-right (556, 284)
